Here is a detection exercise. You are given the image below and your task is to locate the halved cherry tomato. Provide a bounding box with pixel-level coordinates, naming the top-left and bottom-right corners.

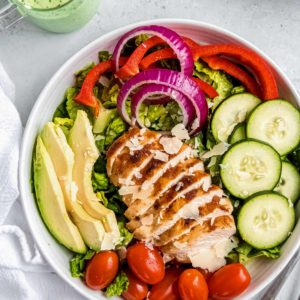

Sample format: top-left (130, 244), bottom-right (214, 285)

top-left (85, 251), bottom-right (119, 290)
top-left (148, 266), bottom-right (181, 300)
top-left (126, 242), bottom-right (165, 284)
top-left (178, 269), bottom-right (209, 300)
top-left (208, 263), bottom-right (251, 299)
top-left (122, 269), bottom-right (148, 300)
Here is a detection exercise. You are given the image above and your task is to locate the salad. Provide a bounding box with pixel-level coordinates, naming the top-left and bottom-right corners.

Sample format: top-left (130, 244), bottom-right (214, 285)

top-left (32, 25), bottom-right (300, 299)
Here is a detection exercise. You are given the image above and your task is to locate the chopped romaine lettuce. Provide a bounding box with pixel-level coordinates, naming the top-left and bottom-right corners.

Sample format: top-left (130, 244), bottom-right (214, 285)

top-left (105, 271), bottom-right (129, 298)
top-left (65, 87), bottom-right (92, 121)
top-left (92, 172), bottom-right (109, 191)
top-left (53, 117), bottom-right (73, 136)
top-left (69, 250), bottom-right (95, 278)
top-left (194, 61), bottom-right (233, 107)
top-left (74, 63), bottom-right (95, 88)
top-left (117, 221), bottom-right (133, 247)
top-left (105, 116), bottom-right (127, 146)
top-left (231, 85), bottom-right (246, 95)
top-left (53, 100), bottom-right (68, 119)
top-left (102, 84), bottom-right (120, 109)
top-left (135, 34), bottom-right (149, 46)
top-left (98, 50), bottom-right (111, 63)
top-left (227, 242), bottom-right (280, 264)
top-left (139, 102), bottom-right (183, 131)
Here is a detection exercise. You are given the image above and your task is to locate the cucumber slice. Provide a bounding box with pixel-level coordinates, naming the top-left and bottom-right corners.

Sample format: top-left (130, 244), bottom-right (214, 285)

top-left (238, 192), bottom-right (295, 249)
top-left (246, 100), bottom-right (300, 155)
top-left (211, 93), bottom-right (261, 142)
top-left (229, 123), bottom-right (246, 144)
top-left (220, 139), bottom-right (281, 199)
top-left (274, 161), bottom-right (300, 203)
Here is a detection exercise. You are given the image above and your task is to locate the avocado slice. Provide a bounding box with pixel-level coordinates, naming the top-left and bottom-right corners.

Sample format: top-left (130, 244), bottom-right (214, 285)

top-left (33, 137), bottom-right (87, 253)
top-left (41, 123), bottom-right (106, 251)
top-left (69, 110), bottom-right (120, 247)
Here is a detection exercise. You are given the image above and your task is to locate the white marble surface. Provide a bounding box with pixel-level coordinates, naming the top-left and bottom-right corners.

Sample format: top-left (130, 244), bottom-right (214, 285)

top-left (1, 0), bottom-right (300, 299)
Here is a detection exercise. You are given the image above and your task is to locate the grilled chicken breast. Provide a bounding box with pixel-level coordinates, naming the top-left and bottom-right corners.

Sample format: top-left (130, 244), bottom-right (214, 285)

top-left (107, 128), bottom-right (237, 272)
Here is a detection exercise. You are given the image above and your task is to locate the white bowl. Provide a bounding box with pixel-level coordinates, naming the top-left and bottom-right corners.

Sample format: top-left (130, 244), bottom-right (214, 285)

top-left (19, 19), bottom-right (300, 300)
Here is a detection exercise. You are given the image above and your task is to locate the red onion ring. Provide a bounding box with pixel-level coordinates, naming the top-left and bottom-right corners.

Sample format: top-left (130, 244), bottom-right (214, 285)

top-left (117, 69), bottom-right (208, 135)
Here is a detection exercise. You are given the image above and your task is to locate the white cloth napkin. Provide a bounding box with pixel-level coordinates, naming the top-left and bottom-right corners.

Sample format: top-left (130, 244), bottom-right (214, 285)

top-left (0, 61), bottom-right (299, 300)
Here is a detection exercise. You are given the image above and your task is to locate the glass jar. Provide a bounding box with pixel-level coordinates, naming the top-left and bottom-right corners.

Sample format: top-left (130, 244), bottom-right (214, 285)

top-left (0, 0), bottom-right (101, 33)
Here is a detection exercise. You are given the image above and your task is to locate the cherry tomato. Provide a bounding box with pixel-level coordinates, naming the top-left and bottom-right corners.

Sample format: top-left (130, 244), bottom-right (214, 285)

top-left (127, 242), bottom-right (165, 284)
top-left (148, 267), bottom-right (181, 300)
top-left (122, 269), bottom-right (148, 300)
top-left (178, 269), bottom-right (209, 300)
top-left (85, 251), bottom-right (119, 290)
top-left (208, 263), bottom-right (251, 299)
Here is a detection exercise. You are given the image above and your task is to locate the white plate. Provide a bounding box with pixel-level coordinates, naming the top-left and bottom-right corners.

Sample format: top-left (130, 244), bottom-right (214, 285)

top-left (19, 19), bottom-right (300, 300)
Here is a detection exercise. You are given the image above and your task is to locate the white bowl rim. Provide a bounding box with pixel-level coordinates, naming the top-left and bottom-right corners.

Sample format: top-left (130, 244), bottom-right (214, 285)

top-left (19, 18), bottom-right (300, 300)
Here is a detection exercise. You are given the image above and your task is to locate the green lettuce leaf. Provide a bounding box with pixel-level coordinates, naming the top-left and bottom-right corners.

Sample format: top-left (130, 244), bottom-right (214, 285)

top-left (69, 250), bottom-right (95, 278)
top-left (105, 271), bottom-right (129, 298)
top-left (194, 61), bottom-right (233, 107)
top-left (227, 242), bottom-right (280, 264)
top-left (138, 102), bottom-right (182, 131)
top-left (102, 84), bottom-right (120, 109)
top-left (135, 34), bottom-right (149, 46)
top-left (92, 172), bottom-right (109, 191)
top-left (65, 87), bottom-right (93, 121)
top-left (117, 221), bottom-right (133, 247)
top-left (104, 116), bottom-right (127, 146)
top-left (74, 63), bottom-right (95, 88)
top-left (53, 100), bottom-right (68, 119)
top-left (53, 117), bottom-right (74, 136)
top-left (98, 50), bottom-right (112, 62)
top-left (231, 85), bottom-right (246, 95)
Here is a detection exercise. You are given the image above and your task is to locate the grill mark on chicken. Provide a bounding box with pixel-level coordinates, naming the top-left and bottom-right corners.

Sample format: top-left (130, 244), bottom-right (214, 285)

top-left (106, 128), bottom-right (236, 270)
top-left (133, 186), bottom-right (225, 240)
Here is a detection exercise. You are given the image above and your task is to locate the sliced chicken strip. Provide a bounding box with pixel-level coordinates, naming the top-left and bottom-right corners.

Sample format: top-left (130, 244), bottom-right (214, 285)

top-left (107, 127), bottom-right (140, 176)
top-left (133, 187), bottom-right (225, 240)
top-left (155, 197), bottom-right (233, 246)
top-left (126, 169), bottom-right (211, 230)
top-left (160, 215), bottom-right (235, 261)
top-left (126, 159), bottom-right (204, 231)
top-left (124, 145), bottom-right (194, 219)
top-left (107, 127), bottom-right (159, 178)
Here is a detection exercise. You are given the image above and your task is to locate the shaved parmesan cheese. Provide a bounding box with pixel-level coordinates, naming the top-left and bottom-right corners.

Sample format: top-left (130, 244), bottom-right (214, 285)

top-left (119, 185), bottom-right (139, 195)
top-left (188, 248), bottom-right (226, 272)
top-left (99, 76), bottom-right (110, 87)
top-left (201, 142), bottom-right (229, 159)
top-left (159, 136), bottom-right (183, 154)
top-left (171, 123), bottom-right (190, 140)
top-left (214, 237), bottom-right (238, 258)
top-left (101, 232), bottom-right (115, 250)
top-left (151, 150), bottom-right (169, 162)
top-left (163, 253), bottom-right (173, 264)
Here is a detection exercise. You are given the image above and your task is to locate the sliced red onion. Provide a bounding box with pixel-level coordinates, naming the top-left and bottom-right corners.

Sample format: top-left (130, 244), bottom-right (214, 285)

top-left (131, 84), bottom-right (195, 128)
top-left (112, 25), bottom-right (194, 76)
top-left (117, 69), bottom-right (208, 135)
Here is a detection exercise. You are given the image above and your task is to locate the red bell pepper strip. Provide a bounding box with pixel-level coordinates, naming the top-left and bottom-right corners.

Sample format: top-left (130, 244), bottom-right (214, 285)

top-left (202, 56), bottom-right (262, 98)
top-left (139, 48), bottom-right (176, 70)
top-left (184, 41), bottom-right (278, 100)
top-left (75, 60), bottom-right (113, 116)
top-left (192, 77), bottom-right (219, 99)
top-left (116, 36), bottom-right (165, 80)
